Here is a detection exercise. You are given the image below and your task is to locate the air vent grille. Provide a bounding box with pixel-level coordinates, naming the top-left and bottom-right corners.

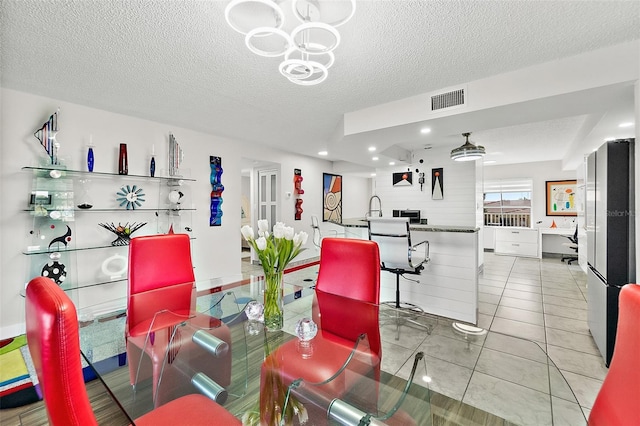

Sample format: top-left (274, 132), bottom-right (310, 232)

top-left (431, 89), bottom-right (465, 111)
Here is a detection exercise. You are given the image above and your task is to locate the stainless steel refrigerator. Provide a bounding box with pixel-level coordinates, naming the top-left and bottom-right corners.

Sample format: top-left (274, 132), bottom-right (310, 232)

top-left (586, 138), bottom-right (635, 366)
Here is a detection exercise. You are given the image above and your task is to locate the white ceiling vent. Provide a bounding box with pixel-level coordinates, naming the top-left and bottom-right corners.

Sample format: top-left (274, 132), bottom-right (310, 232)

top-left (431, 88), bottom-right (465, 111)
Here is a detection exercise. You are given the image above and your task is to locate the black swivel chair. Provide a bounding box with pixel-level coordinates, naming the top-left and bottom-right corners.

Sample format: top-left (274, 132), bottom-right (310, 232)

top-left (368, 217), bottom-right (431, 339)
top-left (561, 226), bottom-right (578, 264)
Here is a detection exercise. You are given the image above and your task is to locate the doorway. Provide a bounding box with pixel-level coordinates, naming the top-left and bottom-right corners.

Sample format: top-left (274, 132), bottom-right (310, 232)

top-left (240, 158), bottom-right (280, 267)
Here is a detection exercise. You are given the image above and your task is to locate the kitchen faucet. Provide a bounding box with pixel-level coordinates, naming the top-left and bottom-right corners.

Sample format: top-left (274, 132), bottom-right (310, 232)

top-left (367, 195), bottom-right (382, 218)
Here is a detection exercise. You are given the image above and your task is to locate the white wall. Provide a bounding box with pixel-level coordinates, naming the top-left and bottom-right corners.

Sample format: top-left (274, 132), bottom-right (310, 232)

top-left (484, 160), bottom-right (576, 228)
top-left (482, 160), bottom-right (577, 250)
top-left (372, 146), bottom-right (477, 227)
top-left (0, 88), bottom-right (370, 338)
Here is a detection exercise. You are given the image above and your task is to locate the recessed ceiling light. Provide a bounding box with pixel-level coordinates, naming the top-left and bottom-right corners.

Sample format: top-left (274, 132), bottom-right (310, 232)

top-left (368, 146), bottom-right (376, 152)
top-left (420, 128), bottom-right (431, 134)
top-left (422, 375), bottom-right (432, 383)
top-left (619, 122), bottom-right (634, 128)
top-left (370, 173), bottom-right (376, 177)
top-left (372, 157), bottom-right (379, 161)
top-left (389, 161), bottom-right (395, 166)
top-left (318, 151), bottom-right (328, 156)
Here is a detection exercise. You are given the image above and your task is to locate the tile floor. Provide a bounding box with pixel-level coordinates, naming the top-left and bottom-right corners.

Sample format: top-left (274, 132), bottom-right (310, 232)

top-left (270, 252), bottom-right (604, 426)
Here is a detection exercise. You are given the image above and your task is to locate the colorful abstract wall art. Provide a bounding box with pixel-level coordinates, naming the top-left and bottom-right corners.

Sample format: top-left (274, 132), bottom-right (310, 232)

top-left (210, 156), bottom-right (224, 226)
top-left (432, 168), bottom-right (444, 200)
top-left (294, 168), bottom-right (303, 220)
top-left (322, 173), bottom-right (342, 223)
top-left (546, 180), bottom-right (577, 216)
top-left (169, 133), bottom-right (183, 176)
top-left (33, 109), bottom-right (60, 165)
top-left (392, 171), bottom-right (412, 186)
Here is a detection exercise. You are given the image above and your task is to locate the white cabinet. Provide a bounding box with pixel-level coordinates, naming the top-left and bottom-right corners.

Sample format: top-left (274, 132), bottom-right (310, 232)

top-left (494, 228), bottom-right (540, 258)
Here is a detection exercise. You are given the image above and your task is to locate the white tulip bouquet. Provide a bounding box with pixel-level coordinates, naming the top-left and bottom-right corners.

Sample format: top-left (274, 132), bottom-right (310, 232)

top-left (241, 220), bottom-right (308, 330)
top-left (240, 221), bottom-right (309, 425)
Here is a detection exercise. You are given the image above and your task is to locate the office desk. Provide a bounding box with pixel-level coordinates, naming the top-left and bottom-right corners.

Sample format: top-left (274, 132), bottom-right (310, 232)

top-left (539, 227), bottom-right (576, 256)
top-left (77, 277), bottom-right (585, 425)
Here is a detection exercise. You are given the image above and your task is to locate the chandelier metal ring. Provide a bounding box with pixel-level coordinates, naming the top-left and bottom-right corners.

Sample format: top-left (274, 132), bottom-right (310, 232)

top-left (224, 0), bottom-right (284, 35)
top-left (245, 27), bottom-right (292, 57)
top-left (286, 60), bottom-right (328, 86)
top-left (285, 43), bottom-right (335, 70)
top-left (290, 22), bottom-right (340, 55)
top-left (291, 0), bottom-right (356, 28)
top-left (279, 59), bottom-right (314, 80)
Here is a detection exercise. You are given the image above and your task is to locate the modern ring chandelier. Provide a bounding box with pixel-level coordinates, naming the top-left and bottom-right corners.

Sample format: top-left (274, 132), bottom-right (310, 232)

top-left (225, 0), bottom-right (355, 86)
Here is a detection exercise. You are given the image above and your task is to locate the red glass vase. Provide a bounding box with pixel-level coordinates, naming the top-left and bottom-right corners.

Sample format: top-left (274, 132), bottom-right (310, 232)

top-left (118, 143), bottom-right (128, 175)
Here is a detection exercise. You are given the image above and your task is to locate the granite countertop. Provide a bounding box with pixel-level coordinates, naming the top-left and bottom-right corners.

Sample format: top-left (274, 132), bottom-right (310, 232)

top-left (339, 218), bottom-right (479, 233)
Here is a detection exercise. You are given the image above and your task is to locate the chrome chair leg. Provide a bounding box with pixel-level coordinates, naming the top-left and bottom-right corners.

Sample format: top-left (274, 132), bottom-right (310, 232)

top-left (380, 272), bottom-right (433, 340)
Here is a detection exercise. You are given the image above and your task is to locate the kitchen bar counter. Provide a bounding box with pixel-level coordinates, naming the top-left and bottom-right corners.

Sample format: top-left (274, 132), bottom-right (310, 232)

top-left (337, 218), bottom-right (479, 324)
top-left (340, 217), bottom-right (479, 233)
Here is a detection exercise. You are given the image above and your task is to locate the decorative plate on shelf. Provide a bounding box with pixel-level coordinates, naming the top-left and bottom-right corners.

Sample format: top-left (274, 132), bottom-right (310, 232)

top-left (116, 185), bottom-right (146, 209)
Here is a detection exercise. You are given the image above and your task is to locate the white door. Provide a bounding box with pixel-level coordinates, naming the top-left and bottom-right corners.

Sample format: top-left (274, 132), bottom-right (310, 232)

top-left (257, 169), bottom-right (278, 227)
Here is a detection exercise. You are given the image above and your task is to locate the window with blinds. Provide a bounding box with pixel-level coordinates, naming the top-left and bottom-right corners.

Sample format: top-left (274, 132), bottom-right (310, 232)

top-left (483, 179), bottom-right (533, 227)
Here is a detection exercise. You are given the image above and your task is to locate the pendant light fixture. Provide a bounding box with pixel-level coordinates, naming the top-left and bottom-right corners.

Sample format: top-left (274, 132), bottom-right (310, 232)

top-left (225, 0), bottom-right (355, 86)
top-left (450, 132), bottom-right (486, 161)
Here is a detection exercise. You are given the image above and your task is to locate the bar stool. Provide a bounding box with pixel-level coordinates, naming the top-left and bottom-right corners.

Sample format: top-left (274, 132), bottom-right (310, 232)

top-left (368, 217), bottom-right (431, 339)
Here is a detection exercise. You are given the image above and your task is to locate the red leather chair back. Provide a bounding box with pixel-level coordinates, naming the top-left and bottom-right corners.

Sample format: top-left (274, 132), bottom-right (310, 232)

top-left (589, 284), bottom-right (640, 426)
top-left (127, 234), bottom-right (195, 336)
top-left (314, 238), bottom-right (381, 358)
top-left (316, 238), bottom-right (380, 303)
top-left (25, 277), bottom-right (98, 426)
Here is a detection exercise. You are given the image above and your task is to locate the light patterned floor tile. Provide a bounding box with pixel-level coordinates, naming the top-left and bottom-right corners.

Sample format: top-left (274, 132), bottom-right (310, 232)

top-left (499, 296), bottom-right (543, 313)
top-left (502, 288), bottom-right (543, 302)
top-left (463, 372), bottom-right (552, 426)
top-left (544, 313), bottom-right (591, 335)
top-left (490, 317), bottom-right (546, 343)
top-left (546, 328), bottom-right (600, 356)
top-left (547, 345), bottom-right (608, 381)
top-left (475, 347), bottom-right (550, 393)
top-left (495, 305), bottom-right (545, 326)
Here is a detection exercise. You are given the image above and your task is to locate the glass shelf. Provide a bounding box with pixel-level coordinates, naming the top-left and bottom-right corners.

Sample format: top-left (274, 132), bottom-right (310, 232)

top-left (19, 278), bottom-right (128, 298)
top-left (23, 207), bottom-right (196, 213)
top-left (23, 237), bottom-right (197, 255)
top-left (22, 166), bottom-right (196, 182)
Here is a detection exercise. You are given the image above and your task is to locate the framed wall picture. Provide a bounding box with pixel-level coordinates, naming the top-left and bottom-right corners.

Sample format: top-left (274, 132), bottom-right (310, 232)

top-left (322, 173), bottom-right (342, 223)
top-left (432, 167), bottom-right (443, 200)
top-left (392, 171), bottom-right (412, 186)
top-left (546, 180), bottom-right (577, 216)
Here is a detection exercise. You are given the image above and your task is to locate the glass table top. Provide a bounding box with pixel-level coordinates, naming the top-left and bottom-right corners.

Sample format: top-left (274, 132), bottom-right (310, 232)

top-left (76, 275), bottom-right (586, 426)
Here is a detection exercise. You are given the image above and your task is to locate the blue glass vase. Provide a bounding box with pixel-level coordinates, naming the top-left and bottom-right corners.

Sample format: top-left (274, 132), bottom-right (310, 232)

top-left (149, 156), bottom-right (156, 177)
top-left (87, 147), bottom-right (94, 172)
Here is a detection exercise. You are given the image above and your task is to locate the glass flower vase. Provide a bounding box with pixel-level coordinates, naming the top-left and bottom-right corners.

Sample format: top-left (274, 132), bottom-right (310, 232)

top-left (263, 269), bottom-right (284, 331)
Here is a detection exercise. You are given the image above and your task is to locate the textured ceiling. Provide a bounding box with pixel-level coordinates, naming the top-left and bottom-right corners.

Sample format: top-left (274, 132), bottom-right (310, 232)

top-left (1, 0), bottom-right (639, 170)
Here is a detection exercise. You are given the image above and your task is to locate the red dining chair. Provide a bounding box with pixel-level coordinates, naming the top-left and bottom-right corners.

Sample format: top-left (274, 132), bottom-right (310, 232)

top-left (25, 276), bottom-right (241, 426)
top-left (260, 238), bottom-right (381, 423)
top-left (312, 237), bottom-right (381, 363)
top-left (588, 283), bottom-right (640, 426)
top-left (126, 234), bottom-right (231, 401)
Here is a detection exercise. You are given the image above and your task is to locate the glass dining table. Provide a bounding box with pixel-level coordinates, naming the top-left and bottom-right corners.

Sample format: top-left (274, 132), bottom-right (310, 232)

top-left (76, 274), bottom-right (586, 426)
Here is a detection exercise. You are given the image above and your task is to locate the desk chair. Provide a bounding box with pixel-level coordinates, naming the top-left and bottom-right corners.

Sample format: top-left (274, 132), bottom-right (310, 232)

top-left (310, 214), bottom-right (340, 248)
top-left (25, 276), bottom-right (240, 426)
top-left (589, 283), bottom-right (640, 426)
top-left (561, 226), bottom-right (578, 264)
top-left (368, 217), bottom-right (430, 339)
